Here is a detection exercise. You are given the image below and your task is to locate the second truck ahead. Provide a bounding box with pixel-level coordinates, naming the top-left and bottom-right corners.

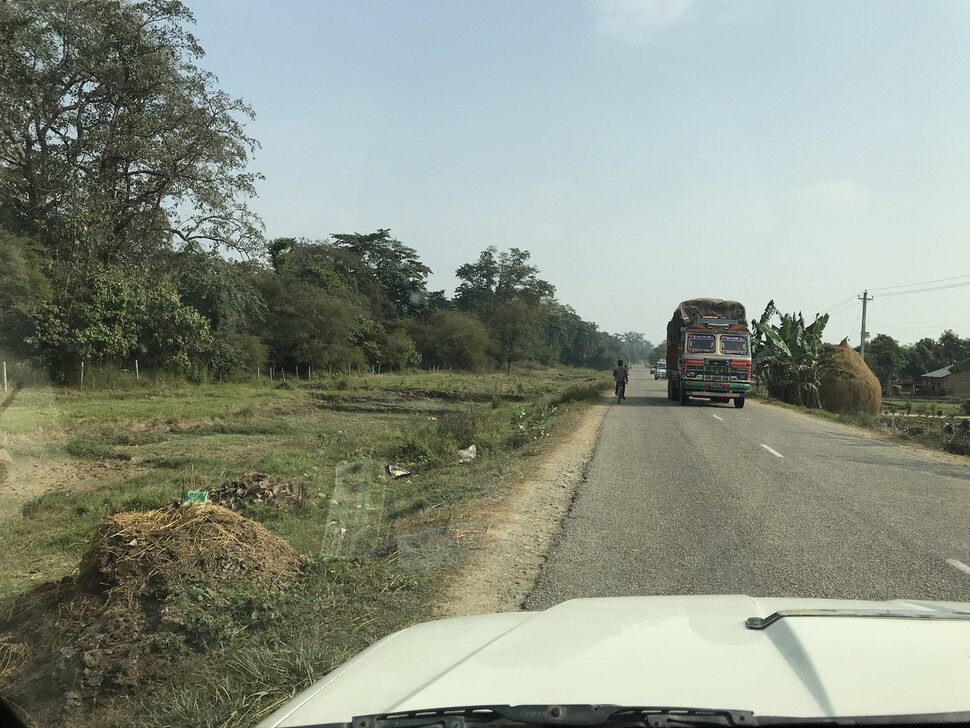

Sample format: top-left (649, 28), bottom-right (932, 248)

top-left (666, 298), bottom-right (752, 408)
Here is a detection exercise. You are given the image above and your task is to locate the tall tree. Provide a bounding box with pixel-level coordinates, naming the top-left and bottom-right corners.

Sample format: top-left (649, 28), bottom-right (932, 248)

top-left (331, 230), bottom-right (431, 318)
top-left (168, 248), bottom-right (267, 374)
top-left (938, 329), bottom-right (970, 366)
top-left (864, 334), bottom-right (906, 392)
top-left (454, 247), bottom-right (555, 317)
top-left (902, 337), bottom-right (944, 381)
top-left (1, 0), bottom-right (263, 376)
top-left (454, 247), bottom-right (555, 370)
top-left (415, 310), bottom-right (490, 370)
top-left (0, 0), bottom-right (263, 263)
top-left (0, 229), bottom-right (51, 358)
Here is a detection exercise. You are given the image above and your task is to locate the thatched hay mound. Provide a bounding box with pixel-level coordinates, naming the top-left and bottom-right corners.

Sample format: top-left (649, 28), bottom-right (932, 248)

top-left (1, 505), bottom-right (305, 721)
top-left (79, 502), bottom-right (304, 596)
top-left (820, 338), bottom-right (882, 415)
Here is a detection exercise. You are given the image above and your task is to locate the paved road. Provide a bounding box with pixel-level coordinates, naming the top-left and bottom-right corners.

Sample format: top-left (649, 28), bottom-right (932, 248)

top-left (525, 366), bottom-right (970, 609)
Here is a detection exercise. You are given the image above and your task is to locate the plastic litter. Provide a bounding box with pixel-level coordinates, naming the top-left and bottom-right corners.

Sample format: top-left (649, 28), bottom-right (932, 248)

top-left (458, 444), bottom-right (477, 464)
top-left (386, 464), bottom-right (412, 478)
top-left (181, 490), bottom-right (209, 506)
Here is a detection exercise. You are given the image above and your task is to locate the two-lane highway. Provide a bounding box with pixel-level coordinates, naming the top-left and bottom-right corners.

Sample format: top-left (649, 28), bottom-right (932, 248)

top-left (525, 366), bottom-right (970, 609)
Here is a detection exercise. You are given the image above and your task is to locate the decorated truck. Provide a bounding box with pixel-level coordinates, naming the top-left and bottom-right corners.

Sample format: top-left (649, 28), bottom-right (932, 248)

top-left (666, 298), bottom-right (752, 408)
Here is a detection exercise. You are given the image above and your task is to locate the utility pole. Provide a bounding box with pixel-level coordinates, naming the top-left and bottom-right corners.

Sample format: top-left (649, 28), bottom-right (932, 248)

top-left (859, 290), bottom-right (874, 361)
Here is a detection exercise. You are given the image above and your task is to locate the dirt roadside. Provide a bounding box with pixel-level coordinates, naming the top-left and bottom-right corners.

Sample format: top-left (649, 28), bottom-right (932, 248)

top-left (434, 399), bottom-right (609, 618)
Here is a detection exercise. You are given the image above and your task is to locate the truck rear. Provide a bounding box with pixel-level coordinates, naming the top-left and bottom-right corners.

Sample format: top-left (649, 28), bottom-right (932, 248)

top-left (666, 299), bottom-right (752, 408)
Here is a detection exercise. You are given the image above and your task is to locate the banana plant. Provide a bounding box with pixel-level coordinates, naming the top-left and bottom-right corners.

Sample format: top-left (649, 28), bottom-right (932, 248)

top-left (752, 300), bottom-right (838, 408)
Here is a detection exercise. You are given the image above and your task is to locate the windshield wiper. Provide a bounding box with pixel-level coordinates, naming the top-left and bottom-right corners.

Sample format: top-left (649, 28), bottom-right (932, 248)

top-left (290, 706), bottom-right (970, 728)
top-left (745, 608), bottom-right (970, 630)
top-left (294, 705), bottom-right (754, 728)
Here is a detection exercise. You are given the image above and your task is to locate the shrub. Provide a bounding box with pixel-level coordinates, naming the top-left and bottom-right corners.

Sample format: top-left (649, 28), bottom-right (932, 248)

top-left (509, 404), bottom-right (557, 447)
top-left (395, 425), bottom-right (457, 467)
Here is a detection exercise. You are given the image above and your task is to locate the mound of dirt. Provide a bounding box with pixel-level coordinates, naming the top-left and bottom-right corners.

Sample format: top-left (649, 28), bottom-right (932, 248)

top-left (0, 504), bottom-right (305, 725)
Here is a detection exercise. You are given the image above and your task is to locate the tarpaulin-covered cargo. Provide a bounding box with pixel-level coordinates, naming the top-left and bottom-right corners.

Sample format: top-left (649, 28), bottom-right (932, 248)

top-left (666, 299), bottom-right (747, 345)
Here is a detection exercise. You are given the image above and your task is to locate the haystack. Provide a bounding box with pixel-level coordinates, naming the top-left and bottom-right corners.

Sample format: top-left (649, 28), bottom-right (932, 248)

top-left (1, 505), bottom-right (306, 723)
top-left (79, 502), bottom-right (305, 597)
top-left (819, 338), bottom-right (882, 415)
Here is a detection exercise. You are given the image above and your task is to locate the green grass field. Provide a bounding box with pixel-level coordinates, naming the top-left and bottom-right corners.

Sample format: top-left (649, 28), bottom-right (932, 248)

top-left (881, 397), bottom-right (969, 417)
top-left (0, 368), bottom-right (610, 728)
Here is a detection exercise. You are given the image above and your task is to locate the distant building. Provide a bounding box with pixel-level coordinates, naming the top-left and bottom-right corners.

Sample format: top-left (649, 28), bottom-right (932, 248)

top-left (921, 359), bottom-right (970, 397)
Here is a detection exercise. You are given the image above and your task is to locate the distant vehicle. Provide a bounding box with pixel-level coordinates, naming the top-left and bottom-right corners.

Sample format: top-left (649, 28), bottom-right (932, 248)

top-left (654, 359), bottom-right (667, 379)
top-left (666, 298), bottom-right (752, 408)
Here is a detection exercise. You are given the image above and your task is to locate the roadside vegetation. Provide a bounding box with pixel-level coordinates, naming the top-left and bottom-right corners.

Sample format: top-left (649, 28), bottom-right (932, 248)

top-left (0, 368), bottom-right (610, 727)
top-left (747, 300), bottom-right (969, 456)
top-left (0, 3), bottom-right (632, 725)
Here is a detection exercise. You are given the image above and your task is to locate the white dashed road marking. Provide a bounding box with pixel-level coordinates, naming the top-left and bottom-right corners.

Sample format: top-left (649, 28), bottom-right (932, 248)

top-left (946, 558), bottom-right (970, 577)
top-left (760, 444), bottom-right (784, 458)
top-left (711, 414), bottom-right (724, 421)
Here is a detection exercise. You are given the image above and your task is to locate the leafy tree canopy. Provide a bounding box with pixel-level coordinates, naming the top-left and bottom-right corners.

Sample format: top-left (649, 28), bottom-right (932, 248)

top-left (454, 247), bottom-right (555, 318)
top-left (0, 0), bottom-right (263, 272)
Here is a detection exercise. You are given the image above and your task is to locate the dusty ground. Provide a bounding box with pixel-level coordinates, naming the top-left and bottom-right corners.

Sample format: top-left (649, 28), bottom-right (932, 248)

top-left (434, 399), bottom-right (609, 618)
top-left (0, 451), bottom-right (143, 499)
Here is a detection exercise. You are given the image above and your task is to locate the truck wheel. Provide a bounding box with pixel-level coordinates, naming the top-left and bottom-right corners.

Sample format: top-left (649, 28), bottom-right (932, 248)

top-left (680, 388), bottom-right (689, 406)
top-left (667, 380), bottom-right (674, 400)
top-left (734, 397), bottom-right (745, 409)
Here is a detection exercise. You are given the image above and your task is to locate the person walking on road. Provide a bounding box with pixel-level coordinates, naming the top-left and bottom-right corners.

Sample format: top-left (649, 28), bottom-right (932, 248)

top-left (613, 360), bottom-right (627, 400)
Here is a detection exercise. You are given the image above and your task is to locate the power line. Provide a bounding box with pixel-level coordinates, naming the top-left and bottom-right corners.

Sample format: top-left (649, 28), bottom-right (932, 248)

top-left (878, 324), bottom-right (970, 330)
top-left (820, 276), bottom-right (970, 317)
top-left (869, 272), bottom-right (970, 293)
top-left (820, 294), bottom-right (859, 314)
top-left (846, 305), bottom-right (863, 345)
top-left (828, 300), bottom-right (860, 317)
top-left (877, 280), bottom-right (970, 297)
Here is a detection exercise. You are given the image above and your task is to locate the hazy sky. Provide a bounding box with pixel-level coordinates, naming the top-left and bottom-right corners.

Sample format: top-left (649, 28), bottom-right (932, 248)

top-left (186, 0), bottom-right (970, 347)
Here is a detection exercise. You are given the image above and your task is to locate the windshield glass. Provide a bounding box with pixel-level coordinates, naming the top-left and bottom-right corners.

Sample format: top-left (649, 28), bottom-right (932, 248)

top-left (2, 2), bottom-right (969, 727)
top-left (720, 336), bottom-right (749, 355)
top-left (687, 334), bottom-right (716, 354)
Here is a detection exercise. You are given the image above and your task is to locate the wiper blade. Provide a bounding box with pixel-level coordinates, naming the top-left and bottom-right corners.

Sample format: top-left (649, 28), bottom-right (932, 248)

top-left (745, 608), bottom-right (970, 630)
top-left (292, 706), bottom-right (970, 728)
top-left (756, 712), bottom-right (970, 726)
top-left (337, 705), bottom-right (753, 728)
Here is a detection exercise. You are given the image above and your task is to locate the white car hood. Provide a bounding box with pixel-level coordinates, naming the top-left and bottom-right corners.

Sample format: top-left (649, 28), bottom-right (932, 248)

top-left (258, 595), bottom-right (970, 727)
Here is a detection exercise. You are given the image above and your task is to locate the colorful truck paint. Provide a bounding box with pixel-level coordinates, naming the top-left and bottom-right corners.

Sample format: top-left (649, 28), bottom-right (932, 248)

top-left (665, 299), bottom-right (752, 408)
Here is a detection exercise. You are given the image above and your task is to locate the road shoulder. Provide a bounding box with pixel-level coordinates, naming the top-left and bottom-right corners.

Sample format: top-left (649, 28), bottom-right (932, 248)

top-left (433, 398), bottom-right (610, 618)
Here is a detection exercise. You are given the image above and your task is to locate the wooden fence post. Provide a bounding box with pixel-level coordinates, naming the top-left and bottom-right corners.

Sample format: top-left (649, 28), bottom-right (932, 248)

top-left (135, 359), bottom-right (139, 380)
top-left (80, 361), bottom-right (85, 389)
top-left (2, 361), bottom-right (6, 393)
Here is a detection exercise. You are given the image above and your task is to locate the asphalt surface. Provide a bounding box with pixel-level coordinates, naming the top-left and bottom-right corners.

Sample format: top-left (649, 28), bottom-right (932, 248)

top-left (525, 366), bottom-right (970, 609)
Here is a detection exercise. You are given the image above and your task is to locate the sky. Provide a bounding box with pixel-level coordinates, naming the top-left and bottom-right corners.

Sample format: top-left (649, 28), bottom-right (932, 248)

top-left (184, 0), bottom-right (970, 348)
